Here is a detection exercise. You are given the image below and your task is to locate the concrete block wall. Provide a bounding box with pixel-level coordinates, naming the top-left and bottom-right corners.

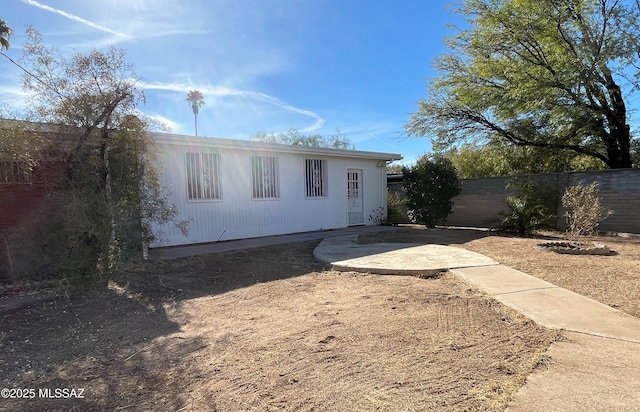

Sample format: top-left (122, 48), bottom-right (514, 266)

top-left (391, 168), bottom-right (640, 234)
top-left (559, 169), bottom-right (640, 234)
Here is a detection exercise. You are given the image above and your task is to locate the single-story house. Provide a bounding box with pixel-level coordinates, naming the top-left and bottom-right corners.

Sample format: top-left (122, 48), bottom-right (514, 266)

top-left (151, 133), bottom-right (402, 247)
top-left (0, 121), bottom-right (402, 248)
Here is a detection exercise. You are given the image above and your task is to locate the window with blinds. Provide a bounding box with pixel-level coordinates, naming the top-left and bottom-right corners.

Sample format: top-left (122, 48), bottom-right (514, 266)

top-left (251, 156), bottom-right (279, 199)
top-left (186, 152), bottom-right (221, 200)
top-left (305, 158), bottom-right (327, 197)
top-left (0, 161), bottom-right (32, 184)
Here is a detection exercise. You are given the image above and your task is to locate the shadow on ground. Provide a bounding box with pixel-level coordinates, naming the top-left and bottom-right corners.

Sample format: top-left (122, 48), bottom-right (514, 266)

top-left (1, 227), bottom-right (580, 411)
top-left (358, 226), bottom-right (562, 245)
top-left (359, 227), bottom-right (490, 245)
top-left (0, 240), bottom-right (326, 411)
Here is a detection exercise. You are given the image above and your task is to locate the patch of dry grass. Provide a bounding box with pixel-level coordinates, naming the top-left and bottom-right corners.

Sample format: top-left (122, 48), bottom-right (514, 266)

top-left (1, 240), bottom-right (558, 411)
top-left (464, 232), bottom-right (640, 318)
top-left (361, 226), bottom-right (640, 318)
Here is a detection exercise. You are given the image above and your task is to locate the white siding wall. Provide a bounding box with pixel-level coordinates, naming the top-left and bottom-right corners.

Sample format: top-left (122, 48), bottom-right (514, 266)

top-left (152, 143), bottom-right (389, 247)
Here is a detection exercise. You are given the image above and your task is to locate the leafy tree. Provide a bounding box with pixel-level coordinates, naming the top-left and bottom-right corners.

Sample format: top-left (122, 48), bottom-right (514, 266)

top-left (0, 19), bottom-right (12, 50)
top-left (386, 162), bottom-right (404, 174)
top-left (406, 0), bottom-right (640, 169)
top-left (186, 90), bottom-right (205, 136)
top-left (14, 27), bottom-right (187, 279)
top-left (402, 155), bottom-right (461, 228)
top-left (443, 143), bottom-right (606, 178)
top-left (253, 128), bottom-right (355, 150)
top-left (632, 139), bottom-right (640, 168)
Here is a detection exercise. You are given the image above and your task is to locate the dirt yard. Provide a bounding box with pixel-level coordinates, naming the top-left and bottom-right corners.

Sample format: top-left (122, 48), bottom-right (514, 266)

top-left (0, 235), bottom-right (560, 412)
top-left (361, 226), bottom-right (640, 318)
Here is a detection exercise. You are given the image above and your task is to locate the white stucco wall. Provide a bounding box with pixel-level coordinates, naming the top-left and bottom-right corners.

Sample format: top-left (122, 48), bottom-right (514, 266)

top-left (150, 134), bottom-right (400, 247)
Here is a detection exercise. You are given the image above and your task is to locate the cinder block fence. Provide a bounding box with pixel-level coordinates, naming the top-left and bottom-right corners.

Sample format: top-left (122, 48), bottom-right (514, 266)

top-left (389, 168), bottom-right (640, 234)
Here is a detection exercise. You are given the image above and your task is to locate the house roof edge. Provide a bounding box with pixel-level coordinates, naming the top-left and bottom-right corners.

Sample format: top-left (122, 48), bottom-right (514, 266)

top-left (150, 132), bottom-right (402, 161)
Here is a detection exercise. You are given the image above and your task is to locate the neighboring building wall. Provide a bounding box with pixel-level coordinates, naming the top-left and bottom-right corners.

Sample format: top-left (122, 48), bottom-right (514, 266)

top-left (445, 169), bottom-right (640, 234)
top-left (1, 124), bottom-right (75, 233)
top-left (0, 160), bottom-right (64, 231)
top-left (152, 138), bottom-right (394, 247)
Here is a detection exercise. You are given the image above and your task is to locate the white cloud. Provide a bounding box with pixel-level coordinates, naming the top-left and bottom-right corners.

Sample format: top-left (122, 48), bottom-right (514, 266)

top-left (247, 92), bottom-right (325, 132)
top-left (139, 81), bottom-right (325, 133)
top-left (338, 123), bottom-right (398, 142)
top-left (21, 0), bottom-right (130, 40)
top-left (139, 81), bottom-right (242, 97)
top-left (144, 113), bottom-right (185, 134)
top-left (0, 84), bottom-right (30, 114)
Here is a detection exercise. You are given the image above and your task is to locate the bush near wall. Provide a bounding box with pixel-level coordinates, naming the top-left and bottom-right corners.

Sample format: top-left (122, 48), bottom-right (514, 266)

top-left (402, 156), bottom-right (461, 228)
top-left (389, 168), bottom-right (640, 234)
top-left (444, 169), bottom-right (640, 234)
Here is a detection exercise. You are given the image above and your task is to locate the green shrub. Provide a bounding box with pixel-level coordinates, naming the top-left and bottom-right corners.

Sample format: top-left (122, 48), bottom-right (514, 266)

top-left (561, 182), bottom-right (612, 238)
top-left (402, 155), bottom-right (461, 228)
top-left (386, 190), bottom-right (407, 225)
top-left (501, 179), bottom-right (555, 235)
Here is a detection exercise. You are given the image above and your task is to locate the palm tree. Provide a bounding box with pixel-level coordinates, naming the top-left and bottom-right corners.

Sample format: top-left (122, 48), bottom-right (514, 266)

top-left (186, 90), bottom-right (205, 136)
top-left (0, 19), bottom-right (12, 50)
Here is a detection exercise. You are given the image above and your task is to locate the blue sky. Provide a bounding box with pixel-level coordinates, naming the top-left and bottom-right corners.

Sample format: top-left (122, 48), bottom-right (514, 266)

top-left (1, 0), bottom-right (464, 164)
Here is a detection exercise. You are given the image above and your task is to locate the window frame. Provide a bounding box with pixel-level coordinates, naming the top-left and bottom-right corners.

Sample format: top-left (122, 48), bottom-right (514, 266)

top-left (185, 152), bottom-right (222, 202)
top-left (251, 155), bottom-right (280, 200)
top-left (0, 161), bottom-right (32, 185)
top-left (304, 158), bottom-right (327, 198)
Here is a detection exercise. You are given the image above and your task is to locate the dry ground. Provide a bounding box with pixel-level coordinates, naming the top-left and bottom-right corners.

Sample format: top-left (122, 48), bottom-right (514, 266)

top-left (361, 226), bottom-right (640, 318)
top-left (0, 236), bottom-right (559, 412)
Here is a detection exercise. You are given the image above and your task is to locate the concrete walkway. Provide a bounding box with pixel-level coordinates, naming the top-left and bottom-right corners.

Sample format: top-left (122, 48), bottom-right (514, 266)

top-left (151, 225), bottom-right (403, 259)
top-left (316, 235), bottom-right (640, 411)
top-left (451, 265), bottom-right (640, 411)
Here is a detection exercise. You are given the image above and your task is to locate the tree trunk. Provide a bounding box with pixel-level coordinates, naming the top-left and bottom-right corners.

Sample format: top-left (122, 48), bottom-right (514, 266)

top-left (604, 126), bottom-right (632, 169)
top-left (602, 71), bottom-right (632, 169)
top-left (194, 114), bottom-right (198, 137)
top-left (101, 138), bottom-right (117, 270)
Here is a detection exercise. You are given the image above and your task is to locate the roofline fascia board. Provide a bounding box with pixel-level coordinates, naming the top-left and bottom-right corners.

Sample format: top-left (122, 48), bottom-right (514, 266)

top-left (150, 132), bottom-right (402, 161)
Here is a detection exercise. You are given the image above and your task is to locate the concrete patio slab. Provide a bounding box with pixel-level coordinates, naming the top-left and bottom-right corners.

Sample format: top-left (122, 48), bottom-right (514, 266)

top-left (313, 235), bottom-right (498, 276)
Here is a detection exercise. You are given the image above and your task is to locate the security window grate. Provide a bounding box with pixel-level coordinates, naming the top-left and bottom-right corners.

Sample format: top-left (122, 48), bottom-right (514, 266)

top-left (0, 161), bottom-right (31, 184)
top-left (186, 152), bottom-right (221, 200)
top-left (252, 156), bottom-right (279, 199)
top-left (305, 158), bottom-right (327, 197)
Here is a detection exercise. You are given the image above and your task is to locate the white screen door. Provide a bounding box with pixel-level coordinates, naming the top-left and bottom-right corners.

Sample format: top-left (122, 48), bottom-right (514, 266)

top-left (347, 169), bottom-right (364, 225)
